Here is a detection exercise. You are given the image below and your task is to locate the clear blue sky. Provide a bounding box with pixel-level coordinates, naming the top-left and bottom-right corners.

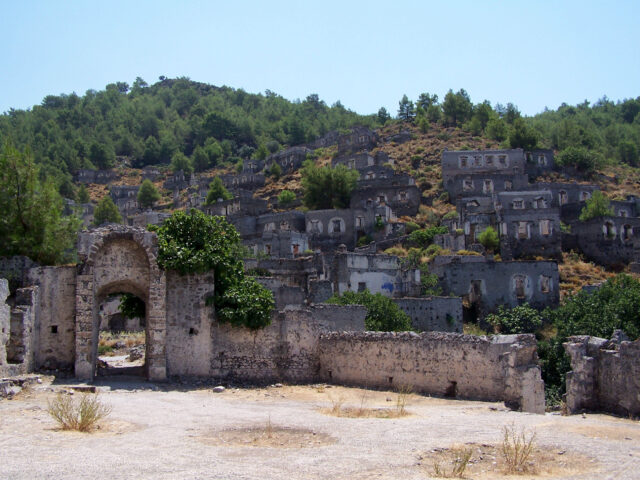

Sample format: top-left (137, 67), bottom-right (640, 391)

top-left (2, 0), bottom-right (638, 116)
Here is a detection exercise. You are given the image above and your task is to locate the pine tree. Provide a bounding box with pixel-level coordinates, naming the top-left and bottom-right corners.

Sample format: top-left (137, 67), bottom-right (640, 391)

top-left (137, 179), bottom-right (161, 209)
top-left (93, 195), bottom-right (122, 226)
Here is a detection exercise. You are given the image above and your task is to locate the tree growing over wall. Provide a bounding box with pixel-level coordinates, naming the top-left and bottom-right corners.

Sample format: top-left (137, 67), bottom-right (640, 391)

top-left (477, 226), bottom-right (500, 253)
top-left (151, 209), bottom-right (274, 329)
top-left (277, 189), bottom-right (296, 207)
top-left (326, 290), bottom-right (411, 332)
top-left (579, 190), bottom-right (614, 221)
top-left (0, 141), bottom-right (80, 264)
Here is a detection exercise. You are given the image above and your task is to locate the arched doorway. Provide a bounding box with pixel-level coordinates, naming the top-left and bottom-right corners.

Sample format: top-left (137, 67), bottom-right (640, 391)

top-left (75, 226), bottom-right (166, 381)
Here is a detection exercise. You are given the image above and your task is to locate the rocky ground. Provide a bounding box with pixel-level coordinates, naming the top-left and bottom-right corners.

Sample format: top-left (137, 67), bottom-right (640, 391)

top-left (0, 375), bottom-right (638, 479)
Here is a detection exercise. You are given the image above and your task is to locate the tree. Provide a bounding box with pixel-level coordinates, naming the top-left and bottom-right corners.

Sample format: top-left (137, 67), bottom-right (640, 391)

top-left (205, 177), bottom-right (233, 204)
top-left (397, 95), bottom-right (416, 122)
top-left (417, 92), bottom-right (438, 110)
top-left (191, 146), bottom-right (210, 172)
top-left (300, 160), bottom-right (358, 210)
top-left (268, 162), bottom-right (282, 179)
top-left (579, 190), bottom-right (614, 221)
top-left (556, 146), bottom-right (598, 174)
top-left (118, 293), bottom-right (145, 319)
top-left (408, 226), bottom-right (448, 248)
top-left (0, 141), bottom-right (80, 265)
top-left (151, 209), bottom-right (274, 329)
top-left (77, 185), bottom-right (90, 203)
top-left (477, 226), bottom-right (499, 252)
top-left (170, 151), bottom-right (193, 176)
top-left (93, 195), bottom-right (122, 225)
top-left (618, 140), bottom-right (639, 166)
top-left (486, 304), bottom-right (543, 334)
top-left (442, 89), bottom-right (472, 127)
top-left (277, 190), bottom-right (296, 206)
top-left (377, 107), bottom-right (391, 125)
top-left (508, 118), bottom-right (538, 150)
top-left (89, 142), bottom-right (114, 169)
top-left (326, 290), bottom-right (411, 331)
top-left (137, 179), bottom-right (160, 209)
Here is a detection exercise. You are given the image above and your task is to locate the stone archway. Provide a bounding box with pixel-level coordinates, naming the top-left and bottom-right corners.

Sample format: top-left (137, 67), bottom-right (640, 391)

top-left (75, 225), bottom-right (166, 381)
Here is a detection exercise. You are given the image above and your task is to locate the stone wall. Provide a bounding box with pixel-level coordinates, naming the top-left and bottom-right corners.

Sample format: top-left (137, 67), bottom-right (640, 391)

top-left (0, 279), bottom-right (9, 375)
top-left (210, 305), bottom-right (366, 383)
top-left (0, 256), bottom-right (39, 291)
top-left (318, 332), bottom-right (545, 413)
top-left (564, 334), bottom-right (640, 416)
top-left (7, 286), bottom-right (38, 374)
top-left (165, 271), bottom-right (215, 377)
top-left (393, 297), bottom-right (463, 333)
top-left (27, 266), bottom-right (77, 370)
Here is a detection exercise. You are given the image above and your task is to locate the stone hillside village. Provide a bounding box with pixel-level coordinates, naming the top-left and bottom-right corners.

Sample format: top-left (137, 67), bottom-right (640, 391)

top-left (2, 125), bottom-right (639, 417)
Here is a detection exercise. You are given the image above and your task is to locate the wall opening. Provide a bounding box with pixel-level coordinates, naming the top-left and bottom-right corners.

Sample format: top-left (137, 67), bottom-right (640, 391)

top-left (96, 292), bottom-right (147, 377)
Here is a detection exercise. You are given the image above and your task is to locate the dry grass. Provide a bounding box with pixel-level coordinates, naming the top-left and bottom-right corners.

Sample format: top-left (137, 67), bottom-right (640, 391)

top-left (98, 331), bottom-right (145, 356)
top-left (432, 446), bottom-right (473, 478)
top-left (559, 251), bottom-right (615, 299)
top-left (501, 423), bottom-right (536, 474)
top-left (322, 388), bottom-right (412, 418)
top-left (200, 423), bottom-right (336, 448)
top-left (47, 393), bottom-right (112, 432)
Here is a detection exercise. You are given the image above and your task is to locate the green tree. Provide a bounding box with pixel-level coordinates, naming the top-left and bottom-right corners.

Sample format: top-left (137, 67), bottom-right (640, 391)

top-left (205, 177), bottom-right (233, 204)
top-left (0, 142), bottom-right (80, 264)
top-left (93, 195), bottom-right (122, 225)
top-left (268, 162), bottom-right (282, 179)
top-left (377, 107), bottom-right (391, 125)
top-left (326, 290), bottom-right (411, 331)
top-left (486, 304), bottom-right (543, 334)
top-left (442, 89), bottom-right (472, 127)
top-left (477, 226), bottom-right (499, 252)
top-left (556, 146), bottom-right (599, 174)
top-left (300, 160), bottom-right (358, 210)
top-left (277, 189), bottom-right (296, 206)
top-left (579, 190), bottom-right (614, 221)
top-left (397, 94), bottom-right (416, 122)
top-left (508, 118), bottom-right (538, 150)
top-left (191, 146), bottom-right (210, 172)
top-left (408, 226), bottom-right (448, 248)
top-left (618, 140), bottom-right (639, 166)
top-left (76, 184), bottom-right (90, 203)
top-left (170, 151), bottom-right (193, 176)
top-left (151, 209), bottom-right (274, 329)
top-left (89, 142), bottom-right (114, 169)
top-left (118, 293), bottom-right (145, 319)
top-left (137, 179), bottom-right (160, 209)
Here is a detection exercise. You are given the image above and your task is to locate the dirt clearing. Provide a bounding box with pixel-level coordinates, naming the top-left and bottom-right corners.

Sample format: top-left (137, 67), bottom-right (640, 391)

top-left (0, 377), bottom-right (638, 479)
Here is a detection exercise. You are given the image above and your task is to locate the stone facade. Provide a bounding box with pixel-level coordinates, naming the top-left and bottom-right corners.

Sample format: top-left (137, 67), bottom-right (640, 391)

top-left (266, 146), bottom-right (311, 173)
top-left (564, 333), bottom-right (640, 416)
top-left (76, 169), bottom-right (118, 184)
top-left (318, 332), bottom-right (545, 413)
top-left (0, 279), bottom-right (9, 375)
top-left (568, 216), bottom-right (640, 267)
top-left (393, 297), bottom-right (463, 333)
top-left (337, 126), bottom-right (378, 155)
top-left (430, 256), bottom-right (559, 316)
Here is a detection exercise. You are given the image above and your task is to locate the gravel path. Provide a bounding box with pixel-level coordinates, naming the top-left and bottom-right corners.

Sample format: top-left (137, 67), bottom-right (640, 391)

top-left (0, 377), bottom-right (638, 479)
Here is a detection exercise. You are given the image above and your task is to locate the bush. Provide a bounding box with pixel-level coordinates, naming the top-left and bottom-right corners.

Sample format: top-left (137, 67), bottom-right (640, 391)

top-left (579, 190), bottom-right (614, 221)
top-left (277, 189), bottom-right (296, 206)
top-left (48, 393), bottom-right (112, 432)
top-left (205, 177), bottom-right (233, 204)
top-left (556, 146), bottom-right (599, 174)
top-left (152, 210), bottom-right (274, 329)
top-left (404, 221), bottom-right (420, 233)
top-left (326, 290), bottom-right (411, 331)
top-left (300, 160), bottom-right (358, 210)
top-left (486, 304), bottom-right (543, 334)
top-left (477, 226), bottom-right (499, 253)
top-left (409, 226), bottom-right (448, 248)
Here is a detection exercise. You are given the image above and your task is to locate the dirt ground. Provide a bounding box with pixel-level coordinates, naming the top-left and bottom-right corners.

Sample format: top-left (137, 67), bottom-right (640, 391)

top-left (0, 376), bottom-right (639, 480)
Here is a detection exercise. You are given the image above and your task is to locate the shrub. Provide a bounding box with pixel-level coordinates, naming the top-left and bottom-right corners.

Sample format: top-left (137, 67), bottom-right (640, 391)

top-left (486, 304), bottom-right (543, 334)
top-left (501, 424), bottom-right (536, 474)
top-left (409, 226), bottom-right (448, 248)
top-left (277, 189), bottom-right (296, 206)
top-left (404, 221), bottom-right (420, 233)
top-left (455, 249), bottom-right (481, 256)
top-left (442, 210), bottom-right (458, 221)
top-left (579, 190), bottom-right (614, 221)
top-left (48, 393), bottom-right (112, 432)
top-left (477, 226), bottom-right (499, 253)
top-left (357, 234), bottom-right (373, 247)
top-left (205, 177), bottom-right (233, 204)
top-left (326, 290), bottom-right (411, 331)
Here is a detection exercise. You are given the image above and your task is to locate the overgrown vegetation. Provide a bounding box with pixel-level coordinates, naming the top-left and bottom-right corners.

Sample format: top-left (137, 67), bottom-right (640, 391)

top-left (300, 160), bottom-right (358, 210)
top-left (326, 290), bottom-right (411, 331)
top-left (152, 209), bottom-right (274, 329)
top-left (501, 423), bottom-right (536, 474)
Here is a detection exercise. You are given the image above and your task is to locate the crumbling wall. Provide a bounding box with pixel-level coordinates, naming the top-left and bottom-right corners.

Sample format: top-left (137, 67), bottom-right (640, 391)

top-left (318, 332), bottom-right (545, 413)
top-left (27, 266), bottom-right (77, 370)
top-left (210, 305), bottom-right (366, 383)
top-left (0, 279), bottom-right (9, 375)
top-left (564, 334), bottom-right (640, 416)
top-left (393, 297), bottom-right (463, 333)
top-left (165, 271), bottom-right (215, 377)
top-left (7, 286), bottom-right (39, 374)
